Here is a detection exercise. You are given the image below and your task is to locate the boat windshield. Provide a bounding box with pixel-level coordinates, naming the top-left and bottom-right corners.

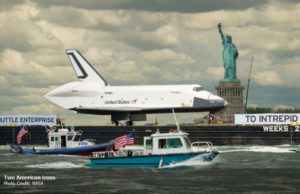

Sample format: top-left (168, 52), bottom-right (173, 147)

top-left (67, 135), bottom-right (74, 141)
top-left (193, 87), bottom-right (203, 92)
top-left (167, 138), bottom-right (183, 148)
top-left (146, 139), bottom-right (152, 149)
top-left (158, 138), bottom-right (183, 149)
top-left (74, 135), bottom-right (81, 141)
top-left (184, 137), bottom-right (191, 148)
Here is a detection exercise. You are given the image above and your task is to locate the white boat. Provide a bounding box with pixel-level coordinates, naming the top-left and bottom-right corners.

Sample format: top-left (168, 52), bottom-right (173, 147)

top-left (89, 129), bottom-right (218, 168)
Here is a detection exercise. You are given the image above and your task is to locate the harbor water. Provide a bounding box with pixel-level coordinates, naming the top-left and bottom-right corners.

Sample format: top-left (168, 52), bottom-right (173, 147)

top-left (1, 145), bottom-right (300, 193)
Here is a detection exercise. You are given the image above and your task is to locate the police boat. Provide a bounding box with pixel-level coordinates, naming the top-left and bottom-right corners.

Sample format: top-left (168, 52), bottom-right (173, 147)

top-left (88, 129), bottom-right (219, 168)
top-left (10, 127), bottom-right (114, 156)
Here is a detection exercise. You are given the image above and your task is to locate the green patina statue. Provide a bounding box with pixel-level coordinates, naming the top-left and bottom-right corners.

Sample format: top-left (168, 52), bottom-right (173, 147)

top-left (218, 23), bottom-right (240, 82)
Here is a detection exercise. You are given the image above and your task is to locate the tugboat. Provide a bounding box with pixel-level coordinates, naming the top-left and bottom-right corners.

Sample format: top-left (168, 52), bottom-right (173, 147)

top-left (10, 127), bottom-right (114, 156)
top-left (88, 129), bottom-right (218, 168)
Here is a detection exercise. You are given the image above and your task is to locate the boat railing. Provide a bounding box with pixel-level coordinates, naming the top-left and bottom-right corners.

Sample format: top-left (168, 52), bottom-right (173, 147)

top-left (92, 149), bottom-right (144, 158)
top-left (133, 150), bottom-right (144, 156)
top-left (191, 141), bottom-right (216, 152)
top-left (92, 151), bottom-right (116, 158)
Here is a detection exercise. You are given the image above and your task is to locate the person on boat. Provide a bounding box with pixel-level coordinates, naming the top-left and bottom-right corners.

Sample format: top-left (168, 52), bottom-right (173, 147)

top-left (127, 150), bottom-right (133, 157)
top-left (169, 128), bottom-right (175, 133)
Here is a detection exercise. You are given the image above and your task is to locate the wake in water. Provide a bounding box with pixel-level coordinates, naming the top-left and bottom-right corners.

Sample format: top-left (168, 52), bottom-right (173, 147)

top-left (220, 145), bottom-right (294, 153)
top-left (26, 162), bottom-right (85, 169)
top-left (161, 154), bottom-right (220, 169)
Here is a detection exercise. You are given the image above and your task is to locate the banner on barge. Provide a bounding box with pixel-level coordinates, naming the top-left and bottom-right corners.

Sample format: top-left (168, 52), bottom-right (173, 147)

top-left (0, 115), bottom-right (57, 126)
top-left (235, 114), bottom-right (300, 125)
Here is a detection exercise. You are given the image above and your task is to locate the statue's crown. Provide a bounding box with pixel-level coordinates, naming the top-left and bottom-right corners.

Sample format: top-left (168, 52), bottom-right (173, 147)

top-left (225, 35), bottom-right (232, 42)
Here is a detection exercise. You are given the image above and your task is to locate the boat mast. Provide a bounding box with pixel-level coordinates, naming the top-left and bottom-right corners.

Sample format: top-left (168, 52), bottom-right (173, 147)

top-left (172, 109), bottom-right (180, 131)
top-left (12, 127), bottom-right (15, 144)
top-left (244, 56), bottom-right (254, 113)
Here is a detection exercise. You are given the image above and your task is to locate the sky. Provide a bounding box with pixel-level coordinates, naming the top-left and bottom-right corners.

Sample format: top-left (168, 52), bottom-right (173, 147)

top-left (0, 0), bottom-right (300, 125)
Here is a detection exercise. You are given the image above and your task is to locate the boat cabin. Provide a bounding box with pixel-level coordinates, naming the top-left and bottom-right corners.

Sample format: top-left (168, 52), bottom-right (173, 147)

top-left (48, 128), bottom-right (95, 149)
top-left (143, 130), bottom-right (193, 155)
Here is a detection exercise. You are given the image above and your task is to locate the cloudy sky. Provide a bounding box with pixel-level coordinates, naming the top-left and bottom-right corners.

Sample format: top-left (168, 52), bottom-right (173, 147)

top-left (0, 0), bottom-right (299, 125)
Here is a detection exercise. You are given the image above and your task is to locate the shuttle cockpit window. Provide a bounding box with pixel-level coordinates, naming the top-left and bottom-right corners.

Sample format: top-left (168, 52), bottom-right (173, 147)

top-left (193, 87), bottom-right (203, 92)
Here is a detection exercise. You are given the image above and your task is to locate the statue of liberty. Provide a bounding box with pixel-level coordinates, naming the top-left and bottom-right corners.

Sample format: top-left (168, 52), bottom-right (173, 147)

top-left (218, 23), bottom-right (239, 82)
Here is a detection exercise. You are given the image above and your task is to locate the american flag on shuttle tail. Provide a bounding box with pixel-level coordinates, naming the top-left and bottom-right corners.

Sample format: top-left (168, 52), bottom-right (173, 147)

top-left (114, 132), bottom-right (134, 150)
top-left (17, 126), bottom-right (28, 145)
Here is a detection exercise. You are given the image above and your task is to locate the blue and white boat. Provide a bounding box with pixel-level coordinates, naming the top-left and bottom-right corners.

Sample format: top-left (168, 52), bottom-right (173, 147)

top-left (88, 130), bottom-right (218, 168)
top-left (10, 128), bottom-right (114, 156)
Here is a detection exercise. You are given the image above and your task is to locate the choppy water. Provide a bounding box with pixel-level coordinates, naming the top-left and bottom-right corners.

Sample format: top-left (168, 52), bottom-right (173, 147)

top-left (1, 145), bottom-right (300, 193)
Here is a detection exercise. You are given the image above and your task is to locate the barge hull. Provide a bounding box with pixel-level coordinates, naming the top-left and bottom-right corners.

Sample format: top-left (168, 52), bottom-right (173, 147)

top-left (1, 125), bottom-right (299, 145)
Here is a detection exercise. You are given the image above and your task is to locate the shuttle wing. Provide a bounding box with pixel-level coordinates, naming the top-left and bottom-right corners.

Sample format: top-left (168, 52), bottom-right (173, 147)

top-left (70, 107), bottom-right (143, 112)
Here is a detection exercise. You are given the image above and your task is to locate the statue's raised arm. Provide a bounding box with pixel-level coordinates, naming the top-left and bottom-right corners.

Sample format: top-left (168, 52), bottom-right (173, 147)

top-left (218, 23), bottom-right (225, 42)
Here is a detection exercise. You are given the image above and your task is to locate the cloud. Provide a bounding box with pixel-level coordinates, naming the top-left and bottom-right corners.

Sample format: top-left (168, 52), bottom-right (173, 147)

top-left (37, 6), bottom-right (129, 30)
top-left (0, 3), bottom-right (62, 52)
top-left (206, 67), bottom-right (224, 80)
top-left (137, 49), bottom-right (193, 63)
top-left (252, 71), bottom-right (282, 86)
top-left (32, 0), bottom-right (269, 13)
top-left (117, 24), bottom-right (180, 50)
top-left (0, 49), bottom-right (74, 87)
top-left (1, 0), bottom-right (300, 125)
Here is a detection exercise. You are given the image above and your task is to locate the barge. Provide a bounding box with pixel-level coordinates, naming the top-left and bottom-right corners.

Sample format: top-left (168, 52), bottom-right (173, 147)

top-left (1, 125), bottom-right (300, 145)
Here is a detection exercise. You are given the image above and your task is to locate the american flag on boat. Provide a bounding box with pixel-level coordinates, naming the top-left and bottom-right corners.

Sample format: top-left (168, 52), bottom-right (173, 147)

top-left (114, 132), bottom-right (134, 150)
top-left (17, 126), bottom-right (28, 145)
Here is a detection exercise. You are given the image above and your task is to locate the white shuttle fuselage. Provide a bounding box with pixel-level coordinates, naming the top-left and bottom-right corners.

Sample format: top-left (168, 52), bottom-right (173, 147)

top-left (45, 50), bottom-right (227, 122)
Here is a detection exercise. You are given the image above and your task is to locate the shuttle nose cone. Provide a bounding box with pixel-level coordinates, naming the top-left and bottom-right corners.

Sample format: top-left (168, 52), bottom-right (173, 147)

top-left (44, 90), bottom-right (54, 99)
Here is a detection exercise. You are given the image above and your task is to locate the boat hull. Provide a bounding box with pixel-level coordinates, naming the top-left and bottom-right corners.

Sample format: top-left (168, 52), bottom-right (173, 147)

top-left (290, 149), bottom-right (300, 153)
top-left (89, 151), bottom-right (218, 168)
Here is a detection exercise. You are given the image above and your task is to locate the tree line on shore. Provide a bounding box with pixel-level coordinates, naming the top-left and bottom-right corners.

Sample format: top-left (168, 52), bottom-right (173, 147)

top-left (246, 107), bottom-right (300, 113)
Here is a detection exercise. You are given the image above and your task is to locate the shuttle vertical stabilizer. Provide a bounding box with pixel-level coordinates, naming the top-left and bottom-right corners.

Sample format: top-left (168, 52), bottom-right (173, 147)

top-left (66, 49), bottom-right (108, 85)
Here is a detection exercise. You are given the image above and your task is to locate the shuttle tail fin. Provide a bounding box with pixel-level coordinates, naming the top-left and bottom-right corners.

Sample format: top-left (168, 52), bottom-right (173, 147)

top-left (66, 49), bottom-right (108, 85)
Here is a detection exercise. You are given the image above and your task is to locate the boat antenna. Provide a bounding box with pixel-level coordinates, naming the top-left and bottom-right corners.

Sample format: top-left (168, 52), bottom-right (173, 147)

top-left (25, 125), bottom-right (31, 140)
top-left (245, 56), bottom-right (254, 113)
top-left (12, 127), bottom-right (15, 144)
top-left (172, 109), bottom-right (180, 131)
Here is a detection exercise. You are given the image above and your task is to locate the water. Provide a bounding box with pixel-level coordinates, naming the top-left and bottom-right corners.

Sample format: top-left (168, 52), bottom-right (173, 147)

top-left (1, 145), bottom-right (300, 193)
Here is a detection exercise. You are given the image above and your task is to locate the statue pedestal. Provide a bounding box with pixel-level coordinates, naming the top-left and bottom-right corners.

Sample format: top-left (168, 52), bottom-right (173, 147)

top-left (215, 81), bottom-right (245, 122)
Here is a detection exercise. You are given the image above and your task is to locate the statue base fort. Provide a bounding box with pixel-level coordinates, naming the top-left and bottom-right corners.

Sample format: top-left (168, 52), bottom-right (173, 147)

top-left (215, 81), bottom-right (245, 122)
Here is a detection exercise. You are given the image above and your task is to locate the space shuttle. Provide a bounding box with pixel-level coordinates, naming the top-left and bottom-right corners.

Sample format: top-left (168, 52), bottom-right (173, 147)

top-left (45, 50), bottom-right (227, 125)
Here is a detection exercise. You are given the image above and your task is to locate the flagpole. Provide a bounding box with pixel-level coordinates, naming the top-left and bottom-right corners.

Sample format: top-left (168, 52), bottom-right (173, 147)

top-left (12, 128), bottom-right (15, 144)
top-left (25, 125), bottom-right (31, 140)
top-left (245, 56), bottom-right (254, 113)
top-left (172, 109), bottom-right (180, 131)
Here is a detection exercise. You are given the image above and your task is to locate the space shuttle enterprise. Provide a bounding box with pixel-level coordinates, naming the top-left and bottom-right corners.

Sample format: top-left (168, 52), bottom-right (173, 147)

top-left (45, 50), bottom-right (228, 125)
